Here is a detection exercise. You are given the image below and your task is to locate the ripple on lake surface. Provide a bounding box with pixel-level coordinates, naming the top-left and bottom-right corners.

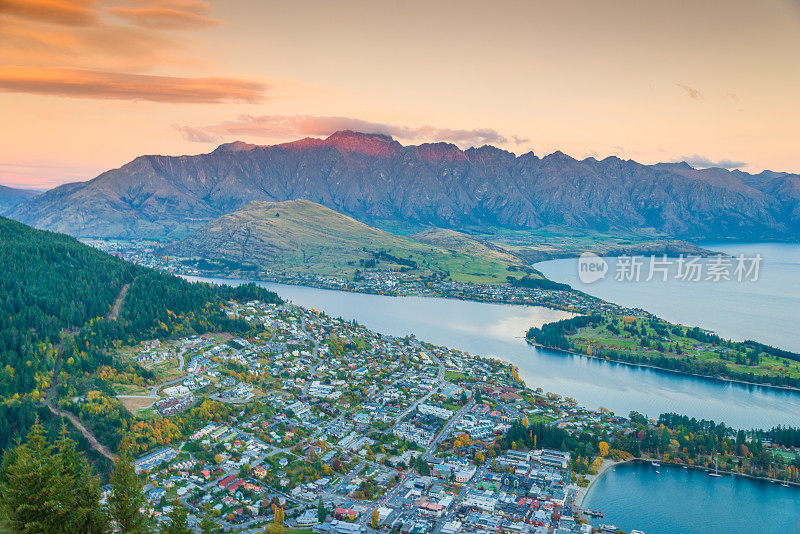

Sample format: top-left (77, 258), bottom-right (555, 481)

top-left (583, 461), bottom-right (800, 534)
top-left (188, 275), bottom-right (800, 429)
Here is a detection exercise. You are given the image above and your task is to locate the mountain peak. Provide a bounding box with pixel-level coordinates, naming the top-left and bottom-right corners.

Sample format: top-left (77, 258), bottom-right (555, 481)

top-left (414, 142), bottom-right (467, 163)
top-left (321, 130), bottom-right (401, 157)
top-left (325, 130), bottom-right (394, 143)
top-left (214, 141), bottom-right (262, 153)
top-left (543, 150), bottom-right (576, 162)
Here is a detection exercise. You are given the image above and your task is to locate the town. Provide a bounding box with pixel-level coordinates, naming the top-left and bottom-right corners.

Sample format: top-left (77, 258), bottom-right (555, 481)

top-left (83, 239), bottom-right (645, 317)
top-left (104, 298), bottom-right (654, 534)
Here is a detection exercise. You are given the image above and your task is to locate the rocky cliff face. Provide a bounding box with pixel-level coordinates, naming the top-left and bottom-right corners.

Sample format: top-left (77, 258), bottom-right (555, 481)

top-left (9, 131), bottom-right (800, 240)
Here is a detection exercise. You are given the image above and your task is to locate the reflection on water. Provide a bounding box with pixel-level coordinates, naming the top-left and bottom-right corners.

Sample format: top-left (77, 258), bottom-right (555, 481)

top-left (188, 276), bottom-right (800, 429)
top-left (583, 461), bottom-right (800, 534)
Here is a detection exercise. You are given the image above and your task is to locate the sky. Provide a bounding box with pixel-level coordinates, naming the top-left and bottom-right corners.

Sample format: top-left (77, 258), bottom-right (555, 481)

top-left (2, 0), bottom-right (800, 189)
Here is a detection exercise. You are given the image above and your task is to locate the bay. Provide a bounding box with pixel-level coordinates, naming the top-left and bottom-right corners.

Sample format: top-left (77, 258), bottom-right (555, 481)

top-left (187, 276), bottom-right (800, 429)
top-left (535, 242), bottom-right (800, 353)
top-left (582, 461), bottom-right (800, 534)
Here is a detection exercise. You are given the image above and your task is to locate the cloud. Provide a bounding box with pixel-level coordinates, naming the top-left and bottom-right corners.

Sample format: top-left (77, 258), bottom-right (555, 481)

top-left (174, 125), bottom-right (218, 142)
top-left (674, 154), bottom-right (746, 169)
top-left (176, 114), bottom-right (524, 147)
top-left (107, 5), bottom-right (221, 30)
top-left (676, 83), bottom-right (703, 100)
top-left (0, 66), bottom-right (267, 103)
top-left (0, 1), bottom-right (254, 98)
top-left (0, 0), bottom-right (98, 27)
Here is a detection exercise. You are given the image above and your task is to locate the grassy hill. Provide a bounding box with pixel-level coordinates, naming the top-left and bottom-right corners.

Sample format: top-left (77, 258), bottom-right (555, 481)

top-left (410, 227), bottom-right (527, 265)
top-left (164, 199), bottom-right (530, 283)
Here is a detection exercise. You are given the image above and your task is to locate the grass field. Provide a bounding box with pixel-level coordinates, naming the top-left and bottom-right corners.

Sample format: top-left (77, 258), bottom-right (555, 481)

top-left (112, 383), bottom-right (149, 396)
top-left (117, 395), bottom-right (156, 414)
top-left (478, 226), bottom-right (714, 262)
top-left (443, 370), bottom-right (471, 381)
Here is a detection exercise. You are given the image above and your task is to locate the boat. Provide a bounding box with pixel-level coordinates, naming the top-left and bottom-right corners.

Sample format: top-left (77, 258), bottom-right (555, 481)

top-left (601, 525), bottom-right (618, 533)
top-left (783, 483), bottom-right (790, 487)
top-left (682, 466), bottom-right (688, 469)
top-left (631, 531), bottom-right (646, 534)
top-left (655, 470), bottom-right (660, 474)
top-left (585, 509), bottom-right (604, 518)
top-left (709, 455), bottom-right (722, 477)
top-left (651, 461), bottom-right (661, 467)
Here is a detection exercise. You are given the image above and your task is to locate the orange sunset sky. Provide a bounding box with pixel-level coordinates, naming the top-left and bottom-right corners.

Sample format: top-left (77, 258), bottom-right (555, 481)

top-left (2, 0), bottom-right (800, 189)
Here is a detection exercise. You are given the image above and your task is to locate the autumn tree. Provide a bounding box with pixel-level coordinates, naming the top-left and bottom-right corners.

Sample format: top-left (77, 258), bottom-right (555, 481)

top-left (598, 441), bottom-right (610, 457)
top-left (371, 507), bottom-right (380, 529)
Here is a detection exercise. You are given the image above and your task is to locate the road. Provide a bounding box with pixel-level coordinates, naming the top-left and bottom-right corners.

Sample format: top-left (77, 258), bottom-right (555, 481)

top-left (388, 353), bottom-right (446, 434)
top-left (424, 397), bottom-right (475, 461)
top-left (105, 283), bottom-right (130, 320)
top-left (46, 402), bottom-right (116, 461)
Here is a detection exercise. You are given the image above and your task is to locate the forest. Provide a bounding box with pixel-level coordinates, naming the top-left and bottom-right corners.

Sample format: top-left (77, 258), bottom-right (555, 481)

top-left (526, 314), bottom-right (800, 388)
top-left (0, 216), bottom-right (281, 454)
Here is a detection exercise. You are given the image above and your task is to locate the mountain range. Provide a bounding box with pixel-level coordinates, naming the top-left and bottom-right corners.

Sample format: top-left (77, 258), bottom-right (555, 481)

top-left (0, 185), bottom-right (39, 214)
top-left (8, 131), bottom-right (800, 241)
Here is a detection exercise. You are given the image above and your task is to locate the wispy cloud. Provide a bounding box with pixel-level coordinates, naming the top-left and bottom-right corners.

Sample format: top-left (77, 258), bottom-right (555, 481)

top-left (676, 83), bottom-right (703, 100)
top-left (106, 3), bottom-right (221, 30)
top-left (176, 114), bottom-right (525, 147)
top-left (0, 0), bottom-right (99, 27)
top-left (0, 66), bottom-right (267, 103)
top-left (0, 0), bottom-right (260, 101)
top-left (175, 125), bottom-right (218, 142)
top-left (674, 154), bottom-right (746, 169)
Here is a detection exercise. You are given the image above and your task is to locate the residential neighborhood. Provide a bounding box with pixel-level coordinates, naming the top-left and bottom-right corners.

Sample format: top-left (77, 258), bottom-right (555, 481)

top-left (110, 298), bottom-right (652, 533)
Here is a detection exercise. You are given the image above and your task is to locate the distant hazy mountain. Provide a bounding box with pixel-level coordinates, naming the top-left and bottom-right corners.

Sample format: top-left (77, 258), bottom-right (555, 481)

top-left (0, 185), bottom-right (39, 214)
top-left (8, 131), bottom-right (800, 240)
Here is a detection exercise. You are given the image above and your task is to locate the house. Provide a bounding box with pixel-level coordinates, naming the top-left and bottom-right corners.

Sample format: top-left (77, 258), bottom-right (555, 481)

top-left (218, 474), bottom-right (238, 489)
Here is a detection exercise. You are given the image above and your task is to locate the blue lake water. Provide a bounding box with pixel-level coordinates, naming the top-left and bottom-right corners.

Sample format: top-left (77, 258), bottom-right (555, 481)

top-left (583, 461), bottom-right (800, 534)
top-left (536, 242), bottom-right (800, 353)
top-left (188, 276), bottom-right (800, 429)
top-left (188, 246), bottom-right (800, 533)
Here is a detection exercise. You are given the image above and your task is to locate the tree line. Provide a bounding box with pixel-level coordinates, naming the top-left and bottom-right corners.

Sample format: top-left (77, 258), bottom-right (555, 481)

top-left (0, 418), bottom-right (222, 533)
top-left (0, 216), bottom-right (281, 455)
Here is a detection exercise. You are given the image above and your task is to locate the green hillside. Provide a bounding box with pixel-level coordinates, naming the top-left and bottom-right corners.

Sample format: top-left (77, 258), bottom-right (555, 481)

top-left (164, 199), bottom-right (529, 283)
top-left (0, 216), bottom-right (280, 453)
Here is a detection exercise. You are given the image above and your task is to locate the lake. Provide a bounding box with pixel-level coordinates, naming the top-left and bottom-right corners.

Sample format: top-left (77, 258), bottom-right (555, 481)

top-left (187, 276), bottom-right (800, 429)
top-left (536, 242), bottom-right (800, 353)
top-left (583, 461), bottom-right (800, 534)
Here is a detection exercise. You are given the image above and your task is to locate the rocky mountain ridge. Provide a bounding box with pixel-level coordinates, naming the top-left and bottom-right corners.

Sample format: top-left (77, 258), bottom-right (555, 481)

top-left (9, 131), bottom-right (800, 240)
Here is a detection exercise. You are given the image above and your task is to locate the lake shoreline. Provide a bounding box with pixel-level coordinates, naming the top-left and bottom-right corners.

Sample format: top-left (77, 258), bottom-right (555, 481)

top-left (190, 273), bottom-right (800, 394)
top-left (579, 458), bottom-right (800, 511)
top-left (576, 458), bottom-right (623, 508)
top-left (183, 271), bottom-right (630, 315)
top-left (526, 340), bottom-right (800, 394)
top-left (188, 275), bottom-right (800, 428)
